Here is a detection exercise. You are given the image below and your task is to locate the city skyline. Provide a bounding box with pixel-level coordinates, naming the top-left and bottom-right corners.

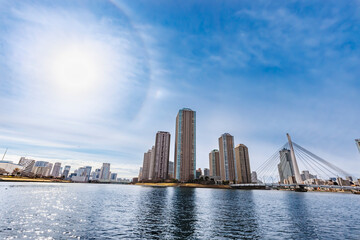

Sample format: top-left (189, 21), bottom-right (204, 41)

top-left (0, 1), bottom-right (359, 178)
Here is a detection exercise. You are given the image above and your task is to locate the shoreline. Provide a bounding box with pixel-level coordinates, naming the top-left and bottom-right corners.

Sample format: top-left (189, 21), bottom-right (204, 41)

top-left (135, 182), bottom-right (232, 189)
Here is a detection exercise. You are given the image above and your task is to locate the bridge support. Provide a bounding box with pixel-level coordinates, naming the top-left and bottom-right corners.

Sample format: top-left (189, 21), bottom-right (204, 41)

top-left (287, 133), bottom-right (303, 184)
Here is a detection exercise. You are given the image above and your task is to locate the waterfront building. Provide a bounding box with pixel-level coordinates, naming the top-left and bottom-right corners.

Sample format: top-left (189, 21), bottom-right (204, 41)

top-left (32, 161), bottom-right (49, 176)
top-left (218, 133), bottom-right (236, 182)
top-left (62, 165), bottom-right (71, 179)
top-left (45, 163), bottom-right (53, 177)
top-left (94, 168), bottom-right (101, 179)
top-left (277, 148), bottom-right (295, 184)
top-left (204, 168), bottom-right (210, 177)
top-left (174, 108), bottom-right (196, 182)
top-left (51, 162), bottom-right (62, 177)
top-left (337, 177), bottom-right (351, 186)
top-left (209, 149), bottom-right (220, 177)
top-left (77, 167), bottom-right (86, 177)
top-left (234, 144), bottom-right (252, 184)
top-left (138, 167), bottom-right (143, 181)
top-left (110, 173), bottom-right (118, 181)
top-left (154, 131), bottom-right (171, 180)
top-left (0, 160), bottom-right (25, 175)
top-left (148, 146), bottom-right (156, 180)
top-left (132, 177), bottom-right (138, 183)
top-left (141, 149), bottom-right (152, 180)
top-left (196, 168), bottom-right (202, 179)
top-left (168, 161), bottom-right (174, 179)
top-left (85, 166), bottom-right (92, 178)
top-left (99, 163), bottom-right (111, 180)
top-left (251, 171), bottom-right (258, 183)
top-left (18, 157), bottom-right (35, 175)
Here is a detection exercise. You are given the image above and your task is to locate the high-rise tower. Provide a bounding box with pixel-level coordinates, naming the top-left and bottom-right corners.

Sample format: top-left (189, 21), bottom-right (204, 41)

top-left (218, 133), bottom-right (236, 182)
top-left (154, 131), bottom-right (171, 180)
top-left (209, 149), bottom-right (220, 177)
top-left (234, 144), bottom-right (251, 183)
top-left (174, 108), bottom-right (196, 182)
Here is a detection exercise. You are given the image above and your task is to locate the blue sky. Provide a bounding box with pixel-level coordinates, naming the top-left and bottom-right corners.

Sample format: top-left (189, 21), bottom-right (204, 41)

top-left (0, 0), bottom-right (359, 178)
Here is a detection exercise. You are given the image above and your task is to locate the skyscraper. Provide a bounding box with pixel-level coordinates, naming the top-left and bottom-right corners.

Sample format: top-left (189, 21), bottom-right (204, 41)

top-left (209, 149), bottom-right (220, 177)
top-left (218, 133), bottom-right (236, 182)
top-left (99, 163), bottom-right (111, 180)
top-left (251, 171), bottom-right (258, 183)
top-left (18, 157), bottom-right (35, 175)
top-left (51, 162), bottom-right (62, 177)
top-left (154, 131), bottom-right (171, 180)
top-left (62, 165), bottom-right (71, 179)
top-left (174, 108), bottom-right (196, 182)
top-left (278, 148), bottom-right (295, 184)
top-left (204, 168), bottom-right (210, 177)
top-left (148, 146), bottom-right (156, 180)
top-left (32, 161), bottom-right (49, 177)
top-left (85, 166), bottom-right (92, 178)
top-left (234, 144), bottom-right (252, 183)
top-left (141, 149), bottom-right (152, 181)
top-left (168, 161), bottom-right (174, 179)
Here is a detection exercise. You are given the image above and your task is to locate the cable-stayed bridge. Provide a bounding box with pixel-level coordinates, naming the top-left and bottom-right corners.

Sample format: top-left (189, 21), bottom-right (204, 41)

top-left (231, 134), bottom-right (359, 192)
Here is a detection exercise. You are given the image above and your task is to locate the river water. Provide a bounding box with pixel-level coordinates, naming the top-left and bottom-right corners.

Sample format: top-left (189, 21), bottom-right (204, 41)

top-left (0, 182), bottom-right (359, 239)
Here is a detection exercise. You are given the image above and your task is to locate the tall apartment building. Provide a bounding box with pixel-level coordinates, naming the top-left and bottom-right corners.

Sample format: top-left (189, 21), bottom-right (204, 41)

top-left (174, 108), bottom-right (196, 182)
top-left (99, 163), bottom-right (111, 180)
top-left (219, 133), bottom-right (236, 182)
top-left (51, 162), bottom-right (62, 178)
top-left (32, 161), bottom-right (49, 177)
top-left (209, 149), bottom-right (220, 177)
top-left (168, 161), bottom-right (174, 179)
top-left (62, 165), bottom-right (71, 179)
top-left (234, 144), bottom-right (251, 183)
top-left (148, 146), bottom-right (156, 180)
top-left (141, 149), bottom-right (152, 181)
top-left (18, 157), bottom-right (35, 175)
top-left (154, 131), bottom-right (171, 180)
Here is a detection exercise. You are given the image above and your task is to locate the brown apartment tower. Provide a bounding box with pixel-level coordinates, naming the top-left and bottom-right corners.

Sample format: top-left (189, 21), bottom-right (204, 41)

top-left (209, 149), bottom-right (220, 177)
top-left (174, 108), bottom-right (196, 182)
top-left (154, 131), bottom-right (171, 180)
top-left (234, 144), bottom-right (252, 183)
top-left (218, 133), bottom-right (236, 182)
top-left (141, 149), bottom-right (152, 180)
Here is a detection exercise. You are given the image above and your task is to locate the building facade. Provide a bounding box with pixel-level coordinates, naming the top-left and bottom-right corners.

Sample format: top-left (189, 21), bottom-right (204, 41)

top-left (209, 149), bottom-right (220, 177)
top-left (141, 149), bottom-right (152, 181)
top-left (51, 162), bottom-right (62, 178)
top-left (168, 161), bottom-right (174, 179)
top-left (218, 133), bottom-right (236, 182)
top-left (154, 131), bottom-right (171, 180)
top-left (18, 157), bottom-right (35, 175)
top-left (234, 144), bottom-right (252, 184)
top-left (174, 108), bottom-right (196, 182)
top-left (62, 165), bottom-right (71, 179)
top-left (99, 163), bottom-right (111, 180)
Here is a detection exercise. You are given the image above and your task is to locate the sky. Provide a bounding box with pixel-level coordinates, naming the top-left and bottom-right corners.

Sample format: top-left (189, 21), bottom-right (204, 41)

top-left (0, 0), bottom-right (359, 178)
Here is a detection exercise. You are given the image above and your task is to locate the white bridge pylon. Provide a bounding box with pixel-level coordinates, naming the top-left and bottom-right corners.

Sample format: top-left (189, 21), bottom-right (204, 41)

top-left (287, 133), bottom-right (303, 184)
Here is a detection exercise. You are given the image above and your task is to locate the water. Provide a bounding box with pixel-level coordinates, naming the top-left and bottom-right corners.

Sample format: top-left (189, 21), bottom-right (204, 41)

top-left (1, 183), bottom-right (359, 239)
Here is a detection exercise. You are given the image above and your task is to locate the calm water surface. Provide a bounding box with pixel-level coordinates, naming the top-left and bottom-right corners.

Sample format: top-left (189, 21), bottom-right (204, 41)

top-left (1, 182), bottom-right (359, 239)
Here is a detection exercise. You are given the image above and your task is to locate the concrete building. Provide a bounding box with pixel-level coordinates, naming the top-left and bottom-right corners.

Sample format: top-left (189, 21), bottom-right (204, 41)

top-left (234, 144), bottom-right (252, 184)
top-left (99, 163), bottom-right (111, 181)
top-left (0, 161), bottom-right (25, 175)
top-left (196, 168), bottom-right (202, 179)
top-left (85, 166), bottom-right (92, 178)
top-left (138, 167), bottom-right (143, 181)
top-left (45, 163), bottom-right (53, 177)
top-left (337, 177), bottom-right (351, 186)
top-left (18, 157), bottom-right (35, 175)
top-left (168, 161), bottom-right (174, 179)
top-left (51, 162), bottom-right (62, 178)
top-left (110, 173), bottom-right (118, 181)
top-left (204, 168), bottom-right (210, 177)
top-left (174, 108), bottom-right (196, 182)
top-left (148, 146), bottom-right (156, 180)
top-left (277, 148), bottom-right (295, 184)
top-left (218, 133), bottom-right (236, 182)
top-left (141, 149), bottom-right (152, 181)
top-left (209, 149), bottom-right (220, 177)
top-left (251, 171), bottom-right (258, 183)
top-left (154, 131), bottom-right (171, 180)
top-left (77, 167), bottom-right (86, 177)
top-left (62, 165), bottom-right (71, 179)
top-left (32, 161), bottom-right (50, 177)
